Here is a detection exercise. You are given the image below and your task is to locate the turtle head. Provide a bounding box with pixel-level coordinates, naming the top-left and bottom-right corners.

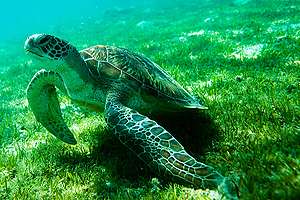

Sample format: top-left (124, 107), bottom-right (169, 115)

top-left (25, 33), bottom-right (90, 81)
top-left (24, 34), bottom-right (76, 61)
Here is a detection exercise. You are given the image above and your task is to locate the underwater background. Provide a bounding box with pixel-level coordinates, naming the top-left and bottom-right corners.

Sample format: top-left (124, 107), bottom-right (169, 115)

top-left (0, 0), bottom-right (299, 199)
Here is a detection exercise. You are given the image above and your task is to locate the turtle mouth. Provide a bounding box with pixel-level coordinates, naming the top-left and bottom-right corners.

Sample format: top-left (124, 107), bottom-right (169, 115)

top-left (25, 49), bottom-right (44, 58)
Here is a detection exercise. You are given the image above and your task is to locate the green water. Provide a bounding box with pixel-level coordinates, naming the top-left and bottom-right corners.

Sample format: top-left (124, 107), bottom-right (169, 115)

top-left (0, 0), bottom-right (299, 199)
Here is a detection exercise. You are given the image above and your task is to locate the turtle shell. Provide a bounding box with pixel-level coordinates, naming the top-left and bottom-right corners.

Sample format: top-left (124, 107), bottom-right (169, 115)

top-left (80, 45), bottom-right (205, 109)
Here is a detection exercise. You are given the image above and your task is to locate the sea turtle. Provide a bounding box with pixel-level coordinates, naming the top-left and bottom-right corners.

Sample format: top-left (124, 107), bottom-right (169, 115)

top-left (24, 34), bottom-right (237, 199)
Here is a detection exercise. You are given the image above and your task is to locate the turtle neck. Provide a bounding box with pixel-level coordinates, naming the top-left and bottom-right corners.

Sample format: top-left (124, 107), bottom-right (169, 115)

top-left (65, 46), bottom-right (91, 83)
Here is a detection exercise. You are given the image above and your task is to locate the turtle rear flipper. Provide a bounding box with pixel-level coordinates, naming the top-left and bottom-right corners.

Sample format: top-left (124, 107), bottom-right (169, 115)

top-left (26, 69), bottom-right (77, 144)
top-left (105, 91), bottom-right (237, 198)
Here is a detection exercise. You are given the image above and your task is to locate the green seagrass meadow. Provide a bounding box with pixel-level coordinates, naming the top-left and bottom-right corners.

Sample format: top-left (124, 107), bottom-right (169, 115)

top-left (0, 0), bottom-right (299, 199)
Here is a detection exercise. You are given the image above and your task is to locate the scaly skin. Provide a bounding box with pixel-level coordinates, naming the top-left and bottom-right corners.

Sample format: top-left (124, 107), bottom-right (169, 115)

top-left (105, 89), bottom-right (237, 198)
top-left (26, 69), bottom-right (76, 144)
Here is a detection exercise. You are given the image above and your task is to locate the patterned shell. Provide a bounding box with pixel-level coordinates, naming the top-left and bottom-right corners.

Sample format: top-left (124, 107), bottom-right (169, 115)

top-left (80, 45), bottom-right (202, 108)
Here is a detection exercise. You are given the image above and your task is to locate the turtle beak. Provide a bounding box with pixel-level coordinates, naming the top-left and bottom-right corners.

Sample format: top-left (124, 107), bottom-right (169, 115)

top-left (24, 35), bottom-right (34, 50)
top-left (25, 49), bottom-right (44, 58)
top-left (24, 35), bottom-right (44, 58)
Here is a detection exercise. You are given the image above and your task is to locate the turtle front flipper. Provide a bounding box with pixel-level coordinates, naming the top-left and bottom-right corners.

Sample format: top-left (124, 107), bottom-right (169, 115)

top-left (26, 69), bottom-right (77, 144)
top-left (105, 91), bottom-right (237, 199)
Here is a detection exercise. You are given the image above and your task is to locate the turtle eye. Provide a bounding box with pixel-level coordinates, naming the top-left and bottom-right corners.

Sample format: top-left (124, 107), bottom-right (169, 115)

top-left (38, 35), bottom-right (51, 45)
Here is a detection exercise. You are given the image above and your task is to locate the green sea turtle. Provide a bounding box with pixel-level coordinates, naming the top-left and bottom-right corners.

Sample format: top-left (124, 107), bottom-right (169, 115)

top-left (24, 34), bottom-right (237, 199)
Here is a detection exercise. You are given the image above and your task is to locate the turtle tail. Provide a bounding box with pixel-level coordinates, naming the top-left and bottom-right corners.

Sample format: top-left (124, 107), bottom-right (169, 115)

top-left (26, 69), bottom-right (77, 144)
top-left (105, 91), bottom-right (237, 199)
